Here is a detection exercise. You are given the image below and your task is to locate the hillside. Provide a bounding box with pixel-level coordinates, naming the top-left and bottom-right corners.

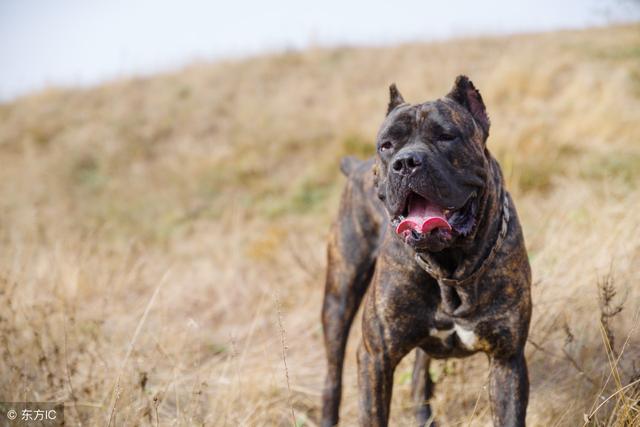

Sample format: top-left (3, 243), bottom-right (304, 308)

top-left (1, 24), bottom-right (639, 425)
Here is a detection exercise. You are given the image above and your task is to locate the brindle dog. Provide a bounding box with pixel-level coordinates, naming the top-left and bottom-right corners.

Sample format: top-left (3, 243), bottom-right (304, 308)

top-left (321, 76), bottom-right (531, 427)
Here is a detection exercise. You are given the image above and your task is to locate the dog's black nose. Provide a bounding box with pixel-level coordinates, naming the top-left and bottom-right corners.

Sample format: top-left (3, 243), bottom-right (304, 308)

top-left (391, 152), bottom-right (423, 176)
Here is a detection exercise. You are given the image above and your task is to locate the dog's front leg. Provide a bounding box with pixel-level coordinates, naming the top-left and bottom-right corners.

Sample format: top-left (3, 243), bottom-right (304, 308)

top-left (412, 348), bottom-right (435, 427)
top-left (488, 351), bottom-right (529, 427)
top-left (357, 342), bottom-right (395, 427)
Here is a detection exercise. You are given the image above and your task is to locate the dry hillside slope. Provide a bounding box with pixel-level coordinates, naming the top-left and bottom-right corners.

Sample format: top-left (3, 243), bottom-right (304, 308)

top-left (0, 24), bottom-right (639, 425)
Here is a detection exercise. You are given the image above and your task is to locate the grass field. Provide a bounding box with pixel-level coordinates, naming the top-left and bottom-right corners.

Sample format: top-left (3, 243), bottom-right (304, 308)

top-left (1, 23), bottom-right (639, 426)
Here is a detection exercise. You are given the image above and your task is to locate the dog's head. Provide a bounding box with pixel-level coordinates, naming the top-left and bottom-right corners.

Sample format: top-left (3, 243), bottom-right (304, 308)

top-left (373, 75), bottom-right (491, 252)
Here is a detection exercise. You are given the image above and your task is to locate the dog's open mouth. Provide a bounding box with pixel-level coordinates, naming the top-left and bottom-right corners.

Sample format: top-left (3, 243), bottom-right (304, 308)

top-left (391, 192), bottom-right (477, 242)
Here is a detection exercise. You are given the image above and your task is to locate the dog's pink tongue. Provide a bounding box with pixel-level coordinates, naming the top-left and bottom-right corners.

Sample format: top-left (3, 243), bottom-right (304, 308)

top-left (396, 196), bottom-right (451, 235)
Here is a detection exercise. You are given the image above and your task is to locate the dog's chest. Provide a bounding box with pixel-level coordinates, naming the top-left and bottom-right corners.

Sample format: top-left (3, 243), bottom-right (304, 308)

top-left (429, 322), bottom-right (479, 350)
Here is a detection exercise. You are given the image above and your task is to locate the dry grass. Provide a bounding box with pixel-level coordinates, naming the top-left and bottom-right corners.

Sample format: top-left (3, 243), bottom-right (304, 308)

top-left (1, 24), bottom-right (640, 426)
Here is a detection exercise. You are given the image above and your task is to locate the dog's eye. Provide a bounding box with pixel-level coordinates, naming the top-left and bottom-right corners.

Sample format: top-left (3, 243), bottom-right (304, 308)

top-left (439, 133), bottom-right (456, 141)
top-left (379, 141), bottom-right (393, 152)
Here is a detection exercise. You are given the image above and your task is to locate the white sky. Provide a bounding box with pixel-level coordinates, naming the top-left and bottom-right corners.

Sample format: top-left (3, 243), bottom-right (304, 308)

top-left (1, 0), bottom-right (638, 101)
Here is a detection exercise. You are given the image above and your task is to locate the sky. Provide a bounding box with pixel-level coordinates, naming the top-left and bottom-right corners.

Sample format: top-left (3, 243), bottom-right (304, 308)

top-left (0, 0), bottom-right (638, 101)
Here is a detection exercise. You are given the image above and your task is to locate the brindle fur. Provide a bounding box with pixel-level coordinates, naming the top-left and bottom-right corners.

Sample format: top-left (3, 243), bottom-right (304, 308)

top-left (321, 76), bottom-right (531, 427)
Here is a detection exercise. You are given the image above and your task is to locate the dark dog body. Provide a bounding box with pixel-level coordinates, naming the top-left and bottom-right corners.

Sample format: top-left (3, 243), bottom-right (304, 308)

top-left (321, 77), bottom-right (531, 426)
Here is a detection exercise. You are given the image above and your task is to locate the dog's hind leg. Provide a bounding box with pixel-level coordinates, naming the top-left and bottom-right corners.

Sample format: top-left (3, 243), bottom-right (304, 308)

top-left (412, 348), bottom-right (436, 427)
top-left (321, 177), bottom-right (380, 427)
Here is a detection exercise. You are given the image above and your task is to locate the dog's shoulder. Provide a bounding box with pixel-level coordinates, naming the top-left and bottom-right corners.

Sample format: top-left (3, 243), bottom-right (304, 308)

top-left (339, 156), bottom-right (378, 194)
top-left (336, 156), bottom-right (387, 227)
top-left (339, 156), bottom-right (374, 178)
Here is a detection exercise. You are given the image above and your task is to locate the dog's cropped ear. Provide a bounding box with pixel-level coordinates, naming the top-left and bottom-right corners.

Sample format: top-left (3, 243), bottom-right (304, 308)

top-left (387, 83), bottom-right (405, 115)
top-left (446, 75), bottom-right (490, 138)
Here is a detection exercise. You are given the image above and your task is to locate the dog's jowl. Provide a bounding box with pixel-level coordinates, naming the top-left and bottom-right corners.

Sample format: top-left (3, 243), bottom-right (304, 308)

top-left (321, 76), bottom-right (531, 427)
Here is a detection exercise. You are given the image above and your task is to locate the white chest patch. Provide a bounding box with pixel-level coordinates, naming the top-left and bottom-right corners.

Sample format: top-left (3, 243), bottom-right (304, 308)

top-left (428, 323), bottom-right (478, 350)
top-left (454, 324), bottom-right (478, 349)
top-left (429, 327), bottom-right (455, 340)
